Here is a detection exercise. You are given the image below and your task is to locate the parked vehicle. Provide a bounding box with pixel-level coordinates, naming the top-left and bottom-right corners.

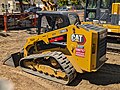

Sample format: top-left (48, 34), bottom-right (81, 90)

top-left (58, 6), bottom-right (68, 11)
top-left (24, 7), bottom-right (42, 13)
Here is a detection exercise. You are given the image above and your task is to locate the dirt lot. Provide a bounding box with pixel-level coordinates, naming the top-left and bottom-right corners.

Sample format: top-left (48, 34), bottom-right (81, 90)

top-left (0, 30), bottom-right (120, 90)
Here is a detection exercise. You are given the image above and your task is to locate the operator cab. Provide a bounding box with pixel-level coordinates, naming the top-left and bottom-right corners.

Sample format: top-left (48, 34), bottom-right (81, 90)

top-left (36, 11), bottom-right (80, 34)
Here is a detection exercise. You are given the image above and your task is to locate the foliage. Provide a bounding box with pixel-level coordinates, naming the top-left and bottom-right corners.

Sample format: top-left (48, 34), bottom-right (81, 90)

top-left (57, 0), bottom-right (85, 7)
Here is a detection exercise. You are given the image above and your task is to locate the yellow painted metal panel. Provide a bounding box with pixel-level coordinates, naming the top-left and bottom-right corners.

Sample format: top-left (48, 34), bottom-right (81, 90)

top-left (103, 24), bottom-right (120, 33)
top-left (112, 3), bottom-right (120, 14)
top-left (66, 25), bottom-right (98, 72)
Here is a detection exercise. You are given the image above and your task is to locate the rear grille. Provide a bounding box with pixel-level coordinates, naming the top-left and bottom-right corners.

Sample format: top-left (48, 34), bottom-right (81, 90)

top-left (81, 24), bottom-right (107, 68)
top-left (98, 38), bottom-right (107, 59)
top-left (96, 35), bottom-right (107, 67)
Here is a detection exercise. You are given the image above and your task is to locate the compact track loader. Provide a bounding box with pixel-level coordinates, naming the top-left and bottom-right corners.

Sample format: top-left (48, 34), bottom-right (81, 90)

top-left (4, 11), bottom-right (107, 84)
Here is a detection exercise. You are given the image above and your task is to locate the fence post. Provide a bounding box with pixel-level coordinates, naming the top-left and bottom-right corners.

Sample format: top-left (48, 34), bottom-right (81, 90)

top-left (4, 13), bottom-right (8, 32)
top-left (33, 14), bottom-right (37, 27)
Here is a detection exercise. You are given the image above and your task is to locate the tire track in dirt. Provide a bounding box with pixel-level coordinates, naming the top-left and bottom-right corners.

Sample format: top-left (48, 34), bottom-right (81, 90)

top-left (0, 64), bottom-right (71, 90)
top-left (0, 65), bottom-right (47, 90)
top-left (11, 65), bottom-right (120, 90)
top-left (11, 68), bottom-right (59, 90)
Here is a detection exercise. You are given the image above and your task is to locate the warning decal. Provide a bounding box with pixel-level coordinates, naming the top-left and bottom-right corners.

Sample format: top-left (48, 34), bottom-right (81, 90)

top-left (75, 48), bottom-right (85, 58)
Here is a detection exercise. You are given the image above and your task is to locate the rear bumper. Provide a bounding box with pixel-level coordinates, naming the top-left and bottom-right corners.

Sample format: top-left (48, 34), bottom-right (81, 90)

top-left (92, 55), bottom-right (108, 72)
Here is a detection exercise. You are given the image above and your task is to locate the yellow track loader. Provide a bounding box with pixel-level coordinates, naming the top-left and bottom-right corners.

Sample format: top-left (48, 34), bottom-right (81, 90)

top-left (3, 11), bottom-right (107, 84)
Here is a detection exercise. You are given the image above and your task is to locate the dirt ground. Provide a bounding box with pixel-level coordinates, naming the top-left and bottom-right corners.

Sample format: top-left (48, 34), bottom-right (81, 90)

top-left (0, 30), bottom-right (120, 90)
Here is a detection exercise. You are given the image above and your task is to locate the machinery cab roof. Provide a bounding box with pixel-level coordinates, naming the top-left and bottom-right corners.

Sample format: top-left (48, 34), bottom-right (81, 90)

top-left (37, 11), bottom-right (80, 34)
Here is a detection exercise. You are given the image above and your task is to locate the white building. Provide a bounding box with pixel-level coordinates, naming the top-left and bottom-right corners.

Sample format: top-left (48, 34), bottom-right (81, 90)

top-left (0, 0), bottom-right (20, 14)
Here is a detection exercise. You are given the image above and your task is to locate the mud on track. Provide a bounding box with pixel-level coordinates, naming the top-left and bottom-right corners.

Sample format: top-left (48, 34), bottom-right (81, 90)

top-left (0, 30), bottom-right (120, 90)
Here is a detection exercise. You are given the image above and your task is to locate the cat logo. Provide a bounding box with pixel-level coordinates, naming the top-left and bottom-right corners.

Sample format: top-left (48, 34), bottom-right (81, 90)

top-left (71, 34), bottom-right (86, 45)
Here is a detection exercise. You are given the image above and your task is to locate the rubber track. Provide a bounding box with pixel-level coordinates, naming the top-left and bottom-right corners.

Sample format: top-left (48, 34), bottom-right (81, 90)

top-left (107, 45), bottom-right (120, 55)
top-left (19, 51), bottom-right (76, 84)
top-left (107, 48), bottom-right (120, 55)
top-left (107, 35), bottom-right (120, 55)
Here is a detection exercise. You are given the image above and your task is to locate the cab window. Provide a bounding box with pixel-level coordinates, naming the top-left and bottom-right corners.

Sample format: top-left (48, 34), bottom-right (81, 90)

top-left (68, 14), bottom-right (80, 25)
